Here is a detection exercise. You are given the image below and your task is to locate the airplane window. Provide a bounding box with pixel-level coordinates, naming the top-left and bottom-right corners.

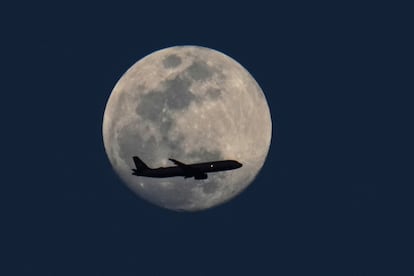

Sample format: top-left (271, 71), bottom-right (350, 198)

top-left (210, 164), bottom-right (214, 168)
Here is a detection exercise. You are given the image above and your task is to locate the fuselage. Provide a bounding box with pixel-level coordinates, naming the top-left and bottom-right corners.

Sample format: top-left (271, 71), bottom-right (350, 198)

top-left (132, 160), bottom-right (242, 178)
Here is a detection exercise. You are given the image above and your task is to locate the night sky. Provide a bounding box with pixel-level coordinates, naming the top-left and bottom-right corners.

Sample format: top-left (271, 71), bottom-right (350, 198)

top-left (2, 2), bottom-right (410, 275)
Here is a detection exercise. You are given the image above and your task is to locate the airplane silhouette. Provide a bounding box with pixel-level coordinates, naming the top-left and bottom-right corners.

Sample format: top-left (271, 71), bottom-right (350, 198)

top-left (131, 156), bottom-right (242, 180)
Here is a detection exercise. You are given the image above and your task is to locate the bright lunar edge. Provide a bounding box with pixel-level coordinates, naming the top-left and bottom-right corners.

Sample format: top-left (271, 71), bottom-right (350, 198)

top-left (103, 46), bottom-right (272, 211)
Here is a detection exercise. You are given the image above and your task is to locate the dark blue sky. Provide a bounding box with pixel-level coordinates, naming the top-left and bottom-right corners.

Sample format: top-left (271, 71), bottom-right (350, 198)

top-left (2, 2), bottom-right (410, 275)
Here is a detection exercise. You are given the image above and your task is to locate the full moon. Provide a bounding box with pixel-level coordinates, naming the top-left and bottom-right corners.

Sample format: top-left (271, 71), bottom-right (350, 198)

top-left (103, 46), bottom-right (271, 211)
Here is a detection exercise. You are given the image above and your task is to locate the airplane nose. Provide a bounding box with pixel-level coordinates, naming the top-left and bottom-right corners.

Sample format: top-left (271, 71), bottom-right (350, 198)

top-left (236, 161), bottom-right (243, 168)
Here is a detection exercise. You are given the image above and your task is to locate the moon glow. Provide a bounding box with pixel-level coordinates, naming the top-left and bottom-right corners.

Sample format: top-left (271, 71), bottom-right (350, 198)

top-left (103, 46), bottom-right (272, 211)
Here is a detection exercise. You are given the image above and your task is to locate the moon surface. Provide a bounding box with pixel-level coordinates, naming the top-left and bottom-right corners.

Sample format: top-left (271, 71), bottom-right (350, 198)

top-left (103, 46), bottom-right (271, 211)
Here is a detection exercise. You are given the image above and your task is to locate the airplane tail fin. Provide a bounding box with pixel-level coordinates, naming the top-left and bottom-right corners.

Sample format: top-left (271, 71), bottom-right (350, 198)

top-left (132, 156), bottom-right (150, 172)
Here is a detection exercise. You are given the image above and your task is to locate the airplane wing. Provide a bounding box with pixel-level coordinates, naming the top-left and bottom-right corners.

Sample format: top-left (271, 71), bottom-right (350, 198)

top-left (168, 158), bottom-right (189, 168)
top-left (169, 158), bottom-right (207, 179)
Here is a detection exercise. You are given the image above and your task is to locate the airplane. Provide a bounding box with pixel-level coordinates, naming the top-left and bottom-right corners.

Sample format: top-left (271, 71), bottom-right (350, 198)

top-left (131, 156), bottom-right (242, 180)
